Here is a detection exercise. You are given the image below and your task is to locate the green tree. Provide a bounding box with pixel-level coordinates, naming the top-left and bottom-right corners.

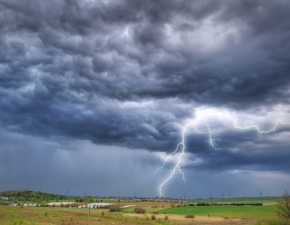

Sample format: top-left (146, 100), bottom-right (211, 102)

top-left (31, 197), bottom-right (37, 204)
top-left (18, 197), bottom-right (25, 202)
top-left (276, 194), bottom-right (290, 218)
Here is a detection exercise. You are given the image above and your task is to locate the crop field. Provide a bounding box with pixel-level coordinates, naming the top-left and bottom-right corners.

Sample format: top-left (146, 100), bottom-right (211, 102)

top-left (193, 197), bottom-right (281, 204)
top-left (158, 205), bottom-right (277, 219)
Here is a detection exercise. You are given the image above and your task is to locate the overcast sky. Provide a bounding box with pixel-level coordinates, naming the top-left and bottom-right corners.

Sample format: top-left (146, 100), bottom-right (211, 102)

top-left (1, 0), bottom-right (290, 198)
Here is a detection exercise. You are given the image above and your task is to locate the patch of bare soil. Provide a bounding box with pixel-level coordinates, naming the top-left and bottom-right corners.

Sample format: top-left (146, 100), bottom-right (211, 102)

top-left (123, 213), bottom-right (251, 224)
top-left (262, 202), bottom-right (276, 206)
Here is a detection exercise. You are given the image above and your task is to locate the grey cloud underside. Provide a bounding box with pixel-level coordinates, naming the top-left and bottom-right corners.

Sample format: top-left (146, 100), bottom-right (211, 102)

top-left (1, 0), bottom-right (290, 165)
top-left (185, 142), bottom-right (290, 172)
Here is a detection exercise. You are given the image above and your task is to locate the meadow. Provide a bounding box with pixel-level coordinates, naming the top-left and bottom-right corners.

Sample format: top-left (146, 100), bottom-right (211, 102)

top-left (1, 196), bottom-right (289, 225)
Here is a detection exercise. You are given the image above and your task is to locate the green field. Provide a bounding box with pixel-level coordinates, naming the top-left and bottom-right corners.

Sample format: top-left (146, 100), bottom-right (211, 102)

top-left (193, 196), bottom-right (281, 204)
top-left (159, 205), bottom-right (278, 219)
top-left (1, 193), bottom-right (289, 225)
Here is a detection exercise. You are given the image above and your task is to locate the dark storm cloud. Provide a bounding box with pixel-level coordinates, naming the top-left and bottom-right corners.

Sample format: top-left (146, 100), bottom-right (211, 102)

top-left (182, 120), bottom-right (290, 172)
top-left (0, 0), bottom-right (290, 176)
top-left (1, 0), bottom-right (290, 104)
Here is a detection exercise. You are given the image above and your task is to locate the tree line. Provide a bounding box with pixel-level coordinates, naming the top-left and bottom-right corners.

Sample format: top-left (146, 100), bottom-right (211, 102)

top-left (0, 190), bottom-right (65, 202)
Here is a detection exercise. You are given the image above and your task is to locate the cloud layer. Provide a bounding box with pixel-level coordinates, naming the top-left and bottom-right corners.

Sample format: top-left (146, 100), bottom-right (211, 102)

top-left (1, 0), bottom-right (290, 196)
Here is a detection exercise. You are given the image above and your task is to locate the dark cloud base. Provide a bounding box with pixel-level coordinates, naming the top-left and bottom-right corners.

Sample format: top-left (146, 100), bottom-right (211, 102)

top-left (0, 0), bottom-right (290, 196)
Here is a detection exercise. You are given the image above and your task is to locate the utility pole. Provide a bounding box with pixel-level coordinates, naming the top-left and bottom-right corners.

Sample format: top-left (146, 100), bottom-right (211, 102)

top-left (85, 192), bottom-right (90, 215)
top-left (260, 191), bottom-right (262, 197)
top-left (184, 192), bottom-right (185, 199)
top-left (222, 193), bottom-right (224, 205)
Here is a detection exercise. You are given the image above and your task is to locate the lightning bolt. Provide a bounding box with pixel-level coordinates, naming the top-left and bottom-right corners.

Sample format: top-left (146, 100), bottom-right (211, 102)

top-left (155, 123), bottom-right (204, 174)
top-left (204, 119), bottom-right (219, 150)
top-left (157, 120), bottom-right (213, 197)
top-left (156, 110), bottom-right (290, 197)
top-left (157, 124), bottom-right (187, 197)
top-left (232, 118), bottom-right (290, 133)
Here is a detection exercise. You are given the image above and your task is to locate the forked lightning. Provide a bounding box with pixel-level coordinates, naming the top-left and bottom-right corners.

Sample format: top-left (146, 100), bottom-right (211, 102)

top-left (156, 111), bottom-right (290, 197)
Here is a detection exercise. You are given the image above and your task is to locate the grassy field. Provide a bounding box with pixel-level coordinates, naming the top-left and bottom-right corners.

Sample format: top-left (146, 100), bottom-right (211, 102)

top-left (159, 205), bottom-right (277, 219)
top-left (193, 197), bottom-right (281, 204)
top-left (0, 206), bottom-right (156, 225)
top-left (1, 196), bottom-right (289, 225)
top-left (1, 205), bottom-right (288, 225)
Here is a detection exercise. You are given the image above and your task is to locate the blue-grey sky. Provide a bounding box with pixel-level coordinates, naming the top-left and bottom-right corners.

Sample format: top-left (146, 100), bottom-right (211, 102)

top-left (1, 0), bottom-right (290, 198)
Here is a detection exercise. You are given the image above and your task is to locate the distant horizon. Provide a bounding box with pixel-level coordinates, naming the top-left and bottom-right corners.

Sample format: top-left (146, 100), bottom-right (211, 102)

top-left (0, 189), bottom-right (287, 200)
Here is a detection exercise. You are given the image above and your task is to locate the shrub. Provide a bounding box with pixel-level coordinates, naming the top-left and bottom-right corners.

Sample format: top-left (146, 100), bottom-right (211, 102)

top-left (276, 194), bottom-right (290, 218)
top-left (134, 207), bottom-right (145, 214)
top-left (151, 215), bottom-right (156, 220)
top-left (185, 214), bottom-right (195, 218)
top-left (109, 205), bottom-right (122, 212)
top-left (164, 215), bottom-right (168, 220)
top-left (197, 202), bottom-right (211, 206)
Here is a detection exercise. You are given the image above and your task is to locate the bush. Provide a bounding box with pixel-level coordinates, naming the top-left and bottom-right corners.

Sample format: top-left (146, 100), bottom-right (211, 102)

top-left (151, 215), bottom-right (156, 220)
top-left (197, 202), bottom-right (211, 206)
top-left (109, 205), bottom-right (122, 212)
top-left (185, 214), bottom-right (195, 218)
top-left (134, 207), bottom-right (146, 214)
top-left (164, 215), bottom-right (169, 220)
top-left (276, 194), bottom-right (290, 218)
